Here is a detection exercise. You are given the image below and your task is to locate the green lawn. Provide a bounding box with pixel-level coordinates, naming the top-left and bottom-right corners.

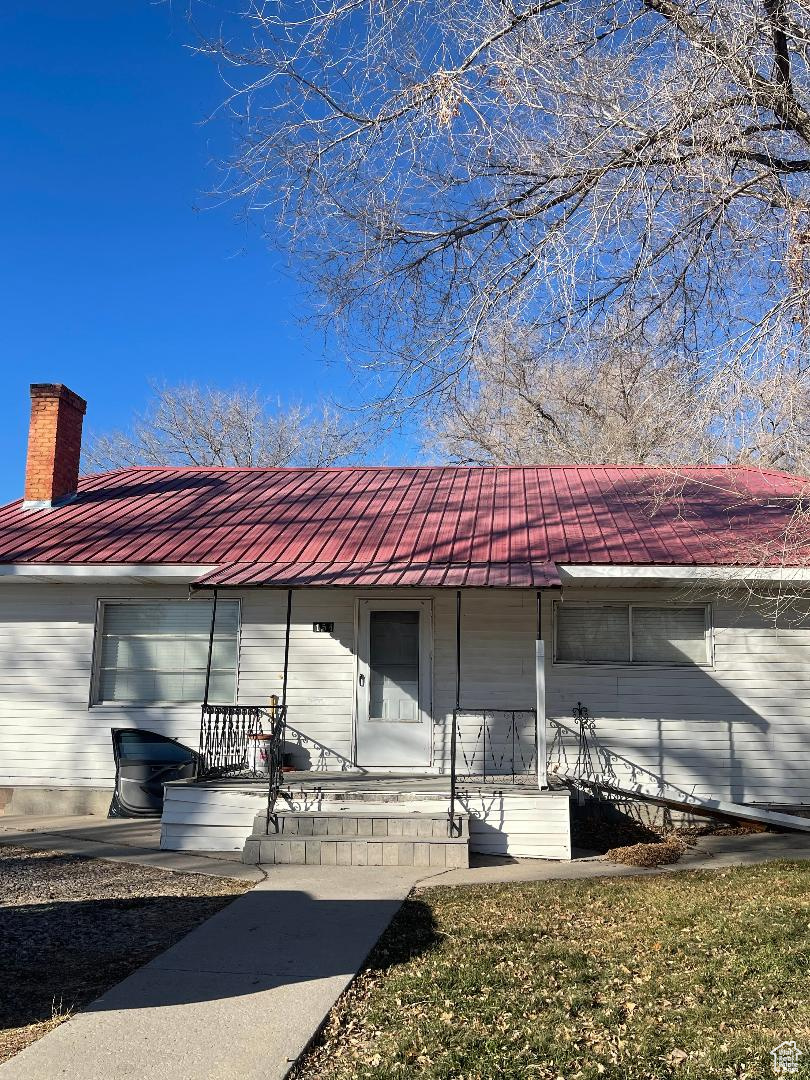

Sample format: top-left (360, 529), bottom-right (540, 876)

top-left (298, 864), bottom-right (810, 1080)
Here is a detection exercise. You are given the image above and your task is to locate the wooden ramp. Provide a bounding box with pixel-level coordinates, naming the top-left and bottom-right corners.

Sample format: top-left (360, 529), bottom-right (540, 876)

top-left (551, 768), bottom-right (810, 833)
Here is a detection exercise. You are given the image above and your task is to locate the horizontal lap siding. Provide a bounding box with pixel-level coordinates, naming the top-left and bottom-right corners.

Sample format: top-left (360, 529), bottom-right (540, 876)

top-left (433, 590), bottom-right (537, 773)
top-left (160, 785), bottom-right (572, 856)
top-left (237, 590), bottom-right (356, 768)
top-left (545, 589), bottom-right (810, 804)
top-left (0, 585), bottom-right (541, 789)
top-left (463, 793), bottom-right (571, 858)
top-left (8, 580), bottom-right (802, 807)
top-left (0, 585), bottom-right (361, 788)
top-left (0, 584), bottom-right (202, 788)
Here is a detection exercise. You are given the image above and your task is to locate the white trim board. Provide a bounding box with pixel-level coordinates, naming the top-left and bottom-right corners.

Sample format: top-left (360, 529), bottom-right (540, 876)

top-left (0, 564), bottom-right (217, 584)
top-left (559, 565), bottom-right (810, 583)
top-left (1, 561), bottom-right (807, 587)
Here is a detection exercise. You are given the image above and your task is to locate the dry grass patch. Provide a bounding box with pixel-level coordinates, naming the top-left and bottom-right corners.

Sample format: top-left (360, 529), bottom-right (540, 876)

top-left (296, 863), bottom-right (810, 1080)
top-left (0, 844), bottom-right (251, 1063)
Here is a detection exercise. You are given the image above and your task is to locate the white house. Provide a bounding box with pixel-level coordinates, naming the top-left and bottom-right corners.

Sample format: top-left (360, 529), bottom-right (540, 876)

top-left (0, 383), bottom-right (808, 866)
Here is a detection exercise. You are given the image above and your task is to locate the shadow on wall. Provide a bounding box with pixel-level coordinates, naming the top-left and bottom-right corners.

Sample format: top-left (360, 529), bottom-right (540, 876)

top-left (546, 672), bottom-right (777, 805)
top-left (283, 725), bottom-right (362, 772)
top-left (546, 598), bottom-right (810, 806)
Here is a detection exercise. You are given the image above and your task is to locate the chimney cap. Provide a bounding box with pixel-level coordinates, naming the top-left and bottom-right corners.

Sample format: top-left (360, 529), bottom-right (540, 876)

top-left (30, 383), bottom-right (87, 415)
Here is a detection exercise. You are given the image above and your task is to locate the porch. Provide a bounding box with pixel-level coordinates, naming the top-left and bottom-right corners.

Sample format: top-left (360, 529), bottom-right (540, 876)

top-left (160, 772), bottom-right (572, 861)
top-left (157, 585), bottom-right (571, 863)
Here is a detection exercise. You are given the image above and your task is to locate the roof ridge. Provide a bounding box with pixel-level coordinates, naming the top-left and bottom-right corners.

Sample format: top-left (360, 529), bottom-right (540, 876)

top-left (75, 462), bottom-right (810, 478)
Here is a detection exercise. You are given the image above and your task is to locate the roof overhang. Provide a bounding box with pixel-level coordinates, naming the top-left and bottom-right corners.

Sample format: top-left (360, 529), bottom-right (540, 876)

top-left (0, 564), bottom-right (217, 585)
top-left (559, 564), bottom-right (810, 584)
top-left (2, 561), bottom-right (806, 589)
top-left (193, 561), bottom-right (563, 589)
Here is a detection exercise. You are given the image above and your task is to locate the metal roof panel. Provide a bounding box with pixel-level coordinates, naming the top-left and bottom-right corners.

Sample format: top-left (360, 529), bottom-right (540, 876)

top-left (0, 464), bottom-right (804, 586)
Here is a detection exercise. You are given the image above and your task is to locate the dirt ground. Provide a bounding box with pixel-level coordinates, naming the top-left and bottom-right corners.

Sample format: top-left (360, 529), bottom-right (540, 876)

top-left (0, 844), bottom-right (251, 1064)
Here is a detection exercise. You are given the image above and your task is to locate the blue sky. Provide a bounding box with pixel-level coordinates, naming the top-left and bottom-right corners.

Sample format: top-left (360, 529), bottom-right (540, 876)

top-left (0, 2), bottom-right (392, 504)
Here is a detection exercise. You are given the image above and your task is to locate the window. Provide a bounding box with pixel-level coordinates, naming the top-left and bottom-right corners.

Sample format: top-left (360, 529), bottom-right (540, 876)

top-left (631, 606), bottom-right (708, 664)
top-left (94, 600), bottom-right (240, 704)
top-left (554, 603), bottom-right (710, 665)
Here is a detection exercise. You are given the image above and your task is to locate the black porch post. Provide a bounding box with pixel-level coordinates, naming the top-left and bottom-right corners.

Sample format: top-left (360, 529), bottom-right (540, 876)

top-left (202, 587), bottom-right (219, 707)
top-left (281, 588), bottom-right (293, 712)
top-left (536, 589), bottom-right (547, 789)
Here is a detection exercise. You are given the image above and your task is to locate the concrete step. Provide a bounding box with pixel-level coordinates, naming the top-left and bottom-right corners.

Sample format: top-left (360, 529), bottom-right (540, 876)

top-left (242, 834), bottom-right (469, 868)
top-left (243, 809), bottom-right (469, 867)
top-left (251, 810), bottom-right (468, 839)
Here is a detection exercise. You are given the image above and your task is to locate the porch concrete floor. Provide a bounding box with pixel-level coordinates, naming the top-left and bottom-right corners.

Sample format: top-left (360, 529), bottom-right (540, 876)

top-left (189, 771), bottom-right (563, 797)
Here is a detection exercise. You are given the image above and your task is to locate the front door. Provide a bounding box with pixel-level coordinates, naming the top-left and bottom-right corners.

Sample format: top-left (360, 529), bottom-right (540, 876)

top-left (355, 599), bottom-right (432, 767)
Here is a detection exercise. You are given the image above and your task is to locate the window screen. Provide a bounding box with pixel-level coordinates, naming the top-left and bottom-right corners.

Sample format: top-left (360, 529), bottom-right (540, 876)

top-left (555, 605), bottom-right (630, 662)
top-left (555, 603), bottom-right (710, 665)
top-left (632, 607), bottom-right (708, 664)
top-left (96, 601), bottom-right (239, 704)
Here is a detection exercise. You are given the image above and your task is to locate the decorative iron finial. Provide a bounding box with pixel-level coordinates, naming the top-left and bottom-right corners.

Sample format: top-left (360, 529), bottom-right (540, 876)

top-left (573, 701), bottom-right (595, 731)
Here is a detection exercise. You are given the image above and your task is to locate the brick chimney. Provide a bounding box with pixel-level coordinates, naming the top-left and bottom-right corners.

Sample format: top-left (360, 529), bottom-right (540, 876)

top-left (24, 384), bottom-right (87, 507)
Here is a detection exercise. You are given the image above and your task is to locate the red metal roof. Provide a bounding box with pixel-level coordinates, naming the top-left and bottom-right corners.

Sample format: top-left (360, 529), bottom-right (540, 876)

top-left (0, 465), bottom-right (804, 587)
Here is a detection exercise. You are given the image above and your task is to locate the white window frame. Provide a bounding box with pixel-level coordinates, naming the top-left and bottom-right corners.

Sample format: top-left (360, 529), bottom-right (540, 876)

top-left (90, 597), bottom-right (242, 707)
top-left (552, 601), bottom-right (713, 667)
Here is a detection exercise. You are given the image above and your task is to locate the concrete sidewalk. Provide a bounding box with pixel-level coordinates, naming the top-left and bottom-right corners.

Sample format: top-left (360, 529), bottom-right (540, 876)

top-left (4, 813), bottom-right (810, 888)
top-left (0, 814), bottom-right (263, 882)
top-left (419, 830), bottom-right (810, 888)
top-left (2, 816), bottom-right (810, 1080)
top-left (0, 863), bottom-right (425, 1080)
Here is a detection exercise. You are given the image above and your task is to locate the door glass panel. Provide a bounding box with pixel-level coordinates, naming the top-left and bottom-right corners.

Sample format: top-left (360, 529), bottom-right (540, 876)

top-left (369, 611), bottom-right (420, 723)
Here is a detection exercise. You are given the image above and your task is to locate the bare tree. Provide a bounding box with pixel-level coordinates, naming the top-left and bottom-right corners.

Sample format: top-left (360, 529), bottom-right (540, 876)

top-left (83, 383), bottom-right (371, 470)
top-left (195, 0), bottom-right (810, 412)
top-left (189, 1), bottom-right (810, 615)
top-left (431, 325), bottom-right (810, 469)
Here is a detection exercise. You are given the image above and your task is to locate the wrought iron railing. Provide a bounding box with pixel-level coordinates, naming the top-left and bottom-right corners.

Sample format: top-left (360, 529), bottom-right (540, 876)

top-left (197, 703), bottom-right (285, 778)
top-left (197, 701), bottom-right (288, 826)
top-left (547, 705), bottom-right (703, 806)
top-left (448, 708), bottom-right (538, 835)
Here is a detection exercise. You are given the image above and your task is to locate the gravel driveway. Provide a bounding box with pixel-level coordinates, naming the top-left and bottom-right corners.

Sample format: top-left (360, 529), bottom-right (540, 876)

top-left (0, 843), bottom-right (251, 1064)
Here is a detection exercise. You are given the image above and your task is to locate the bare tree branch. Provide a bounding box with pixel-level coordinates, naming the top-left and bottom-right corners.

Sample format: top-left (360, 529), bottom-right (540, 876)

top-left (188, 0), bottom-right (810, 419)
top-left (83, 383), bottom-right (372, 470)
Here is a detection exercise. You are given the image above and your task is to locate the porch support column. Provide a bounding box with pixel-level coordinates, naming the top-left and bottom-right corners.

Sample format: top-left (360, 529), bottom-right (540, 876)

top-left (281, 589), bottom-right (293, 713)
top-left (455, 589), bottom-right (462, 712)
top-left (202, 587), bottom-right (219, 706)
top-left (448, 589), bottom-right (462, 830)
top-left (535, 590), bottom-right (548, 790)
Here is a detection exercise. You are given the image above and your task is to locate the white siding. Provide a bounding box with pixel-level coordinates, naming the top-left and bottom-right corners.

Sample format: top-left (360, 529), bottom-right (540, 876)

top-left (1, 581), bottom-right (808, 808)
top-left (432, 590), bottom-right (537, 773)
top-left (462, 792), bottom-right (571, 859)
top-left (0, 584), bottom-right (539, 790)
top-left (545, 588), bottom-right (810, 805)
top-left (159, 783), bottom-right (571, 858)
top-left (0, 584), bottom-right (203, 788)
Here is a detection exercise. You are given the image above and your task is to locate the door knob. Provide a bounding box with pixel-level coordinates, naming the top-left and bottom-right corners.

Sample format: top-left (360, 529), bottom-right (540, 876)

top-left (359, 674), bottom-right (365, 686)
